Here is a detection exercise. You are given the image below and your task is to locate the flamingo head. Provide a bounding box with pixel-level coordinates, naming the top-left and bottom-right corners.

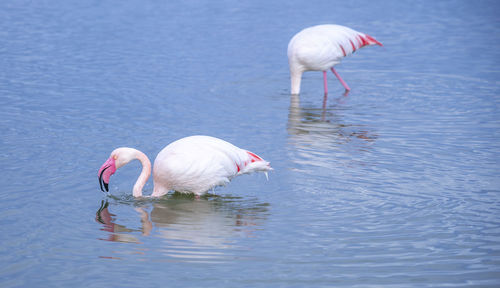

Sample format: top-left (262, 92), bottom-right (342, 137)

top-left (98, 156), bottom-right (116, 192)
top-left (98, 148), bottom-right (136, 192)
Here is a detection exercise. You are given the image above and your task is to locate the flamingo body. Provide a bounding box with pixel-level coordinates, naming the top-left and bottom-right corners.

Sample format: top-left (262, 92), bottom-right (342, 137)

top-left (153, 136), bottom-right (271, 196)
top-left (288, 24), bottom-right (382, 94)
top-left (98, 136), bottom-right (272, 197)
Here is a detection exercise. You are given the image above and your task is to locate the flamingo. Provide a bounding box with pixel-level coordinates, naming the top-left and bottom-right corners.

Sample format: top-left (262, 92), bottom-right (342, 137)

top-left (288, 24), bottom-right (382, 95)
top-left (98, 135), bottom-right (272, 197)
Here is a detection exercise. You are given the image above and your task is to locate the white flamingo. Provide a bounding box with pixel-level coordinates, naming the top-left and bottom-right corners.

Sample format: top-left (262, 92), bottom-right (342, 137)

top-left (288, 24), bottom-right (382, 95)
top-left (98, 135), bottom-right (272, 197)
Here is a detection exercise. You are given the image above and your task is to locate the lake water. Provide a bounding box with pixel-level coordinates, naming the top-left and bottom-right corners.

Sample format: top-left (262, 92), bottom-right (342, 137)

top-left (1, 0), bottom-right (499, 287)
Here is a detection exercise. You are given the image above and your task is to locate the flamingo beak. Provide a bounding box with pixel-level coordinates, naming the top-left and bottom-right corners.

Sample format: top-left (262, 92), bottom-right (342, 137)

top-left (98, 157), bottom-right (116, 192)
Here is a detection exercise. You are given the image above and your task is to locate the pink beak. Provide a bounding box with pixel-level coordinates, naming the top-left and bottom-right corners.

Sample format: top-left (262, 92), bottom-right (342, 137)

top-left (98, 157), bottom-right (116, 192)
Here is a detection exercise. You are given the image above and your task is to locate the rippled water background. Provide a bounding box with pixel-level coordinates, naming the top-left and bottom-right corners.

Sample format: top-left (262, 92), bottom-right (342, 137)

top-left (1, 0), bottom-right (499, 287)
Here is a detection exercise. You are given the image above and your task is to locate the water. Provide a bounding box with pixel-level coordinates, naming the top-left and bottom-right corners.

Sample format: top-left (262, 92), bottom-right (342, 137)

top-left (1, 0), bottom-right (499, 287)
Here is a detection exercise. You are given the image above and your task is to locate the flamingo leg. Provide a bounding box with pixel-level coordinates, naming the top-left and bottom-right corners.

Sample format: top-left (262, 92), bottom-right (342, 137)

top-left (323, 70), bottom-right (328, 95)
top-left (331, 67), bottom-right (351, 91)
top-left (322, 93), bottom-right (328, 121)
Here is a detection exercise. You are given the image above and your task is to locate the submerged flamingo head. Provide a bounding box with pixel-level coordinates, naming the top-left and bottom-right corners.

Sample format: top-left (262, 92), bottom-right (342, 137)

top-left (98, 156), bottom-right (116, 192)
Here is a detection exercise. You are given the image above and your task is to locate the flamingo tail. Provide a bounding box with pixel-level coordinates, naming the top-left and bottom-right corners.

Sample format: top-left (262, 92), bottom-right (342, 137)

top-left (363, 34), bottom-right (383, 47)
top-left (239, 151), bottom-right (272, 175)
top-left (340, 31), bottom-right (383, 58)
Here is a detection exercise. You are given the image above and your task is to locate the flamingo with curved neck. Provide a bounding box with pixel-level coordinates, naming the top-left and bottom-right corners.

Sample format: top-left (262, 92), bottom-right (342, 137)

top-left (288, 24), bottom-right (382, 95)
top-left (98, 135), bottom-right (272, 197)
top-left (98, 147), bottom-right (151, 197)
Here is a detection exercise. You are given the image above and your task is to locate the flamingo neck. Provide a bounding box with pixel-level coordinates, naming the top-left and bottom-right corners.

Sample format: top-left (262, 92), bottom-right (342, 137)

top-left (290, 70), bottom-right (303, 95)
top-left (132, 150), bottom-right (152, 197)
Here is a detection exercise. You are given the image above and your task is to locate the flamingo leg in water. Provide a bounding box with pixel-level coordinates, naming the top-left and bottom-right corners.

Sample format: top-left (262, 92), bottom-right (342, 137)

top-left (322, 93), bottom-right (328, 121)
top-left (331, 67), bottom-right (351, 91)
top-left (323, 70), bottom-right (328, 95)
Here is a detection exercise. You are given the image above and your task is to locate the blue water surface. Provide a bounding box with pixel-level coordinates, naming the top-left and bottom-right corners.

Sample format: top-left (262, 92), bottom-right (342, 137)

top-left (1, 0), bottom-right (499, 287)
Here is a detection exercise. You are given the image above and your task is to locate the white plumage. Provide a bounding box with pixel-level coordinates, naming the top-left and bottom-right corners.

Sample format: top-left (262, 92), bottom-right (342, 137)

top-left (98, 135), bottom-right (272, 197)
top-left (288, 24), bottom-right (382, 94)
top-left (153, 136), bottom-right (271, 196)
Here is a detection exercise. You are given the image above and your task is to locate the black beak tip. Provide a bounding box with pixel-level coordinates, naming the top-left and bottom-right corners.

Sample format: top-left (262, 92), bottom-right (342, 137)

top-left (99, 165), bottom-right (111, 193)
top-left (98, 175), bottom-right (109, 193)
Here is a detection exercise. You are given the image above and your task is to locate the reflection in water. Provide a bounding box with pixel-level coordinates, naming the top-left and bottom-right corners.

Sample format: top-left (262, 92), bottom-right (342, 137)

top-left (95, 200), bottom-right (140, 244)
top-left (287, 93), bottom-right (377, 170)
top-left (95, 195), bottom-right (269, 262)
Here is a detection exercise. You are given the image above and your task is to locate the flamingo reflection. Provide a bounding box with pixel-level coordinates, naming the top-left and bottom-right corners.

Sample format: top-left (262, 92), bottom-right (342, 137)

top-left (287, 93), bottom-right (377, 170)
top-left (95, 200), bottom-right (141, 243)
top-left (95, 195), bottom-right (269, 261)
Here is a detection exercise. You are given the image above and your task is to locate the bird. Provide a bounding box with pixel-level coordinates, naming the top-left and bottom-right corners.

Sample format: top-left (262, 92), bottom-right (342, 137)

top-left (98, 135), bottom-right (272, 197)
top-left (288, 24), bottom-right (382, 95)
